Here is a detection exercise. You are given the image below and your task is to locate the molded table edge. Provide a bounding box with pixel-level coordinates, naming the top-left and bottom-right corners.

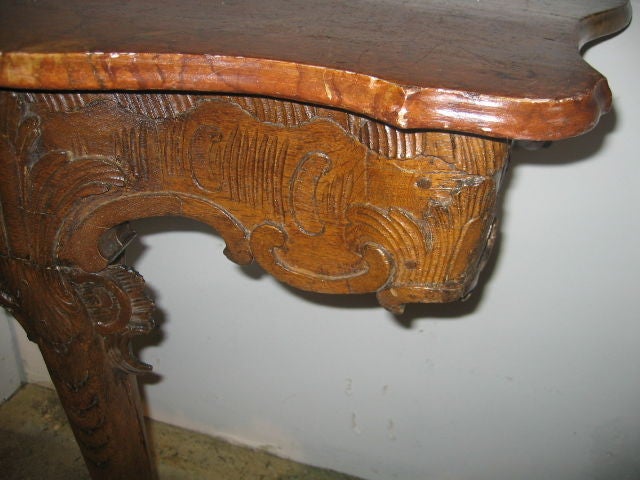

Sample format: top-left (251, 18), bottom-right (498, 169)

top-left (0, 1), bottom-right (632, 141)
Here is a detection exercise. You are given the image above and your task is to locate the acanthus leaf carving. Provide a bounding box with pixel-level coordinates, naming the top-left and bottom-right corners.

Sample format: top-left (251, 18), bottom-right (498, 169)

top-left (1, 90), bottom-right (509, 322)
top-left (0, 255), bottom-right (154, 374)
top-left (0, 254), bottom-right (154, 470)
top-left (71, 265), bottom-right (155, 374)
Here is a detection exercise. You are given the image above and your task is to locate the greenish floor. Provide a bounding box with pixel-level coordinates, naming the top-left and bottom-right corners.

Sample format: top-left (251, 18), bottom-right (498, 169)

top-left (0, 384), bottom-right (362, 480)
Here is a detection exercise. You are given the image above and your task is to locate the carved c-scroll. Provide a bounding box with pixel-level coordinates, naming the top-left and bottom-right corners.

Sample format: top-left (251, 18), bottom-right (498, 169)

top-left (59, 192), bottom-right (252, 273)
top-left (0, 256), bottom-right (154, 469)
top-left (0, 255), bottom-right (154, 375)
top-left (290, 151), bottom-right (332, 236)
top-left (249, 222), bottom-right (392, 294)
top-left (1, 91), bottom-right (509, 320)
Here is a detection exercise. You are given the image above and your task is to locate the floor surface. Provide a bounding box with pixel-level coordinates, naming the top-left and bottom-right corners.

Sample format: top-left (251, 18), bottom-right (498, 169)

top-left (0, 384), bottom-right (363, 480)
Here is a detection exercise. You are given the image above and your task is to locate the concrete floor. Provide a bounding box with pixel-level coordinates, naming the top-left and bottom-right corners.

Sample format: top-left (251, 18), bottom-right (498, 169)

top-left (0, 384), bottom-right (363, 480)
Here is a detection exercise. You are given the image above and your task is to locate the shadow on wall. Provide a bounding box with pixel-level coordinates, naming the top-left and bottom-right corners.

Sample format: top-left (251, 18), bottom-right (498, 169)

top-left (511, 105), bottom-right (617, 166)
top-left (123, 211), bottom-right (500, 332)
top-left (590, 416), bottom-right (640, 480)
top-left (287, 105), bottom-right (617, 324)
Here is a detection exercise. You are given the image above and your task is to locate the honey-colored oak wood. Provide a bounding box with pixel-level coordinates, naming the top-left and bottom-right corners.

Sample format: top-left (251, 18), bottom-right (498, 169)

top-left (0, 0), bottom-right (631, 139)
top-left (0, 1), bottom-right (631, 479)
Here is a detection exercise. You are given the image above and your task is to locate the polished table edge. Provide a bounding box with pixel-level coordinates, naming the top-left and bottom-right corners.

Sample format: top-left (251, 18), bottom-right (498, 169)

top-left (0, 1), bottom-right (632, 140)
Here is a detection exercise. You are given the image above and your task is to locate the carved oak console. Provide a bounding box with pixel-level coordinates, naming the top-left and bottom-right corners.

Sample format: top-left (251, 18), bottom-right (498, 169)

top-left (0, 1), bottom-right (631, 478)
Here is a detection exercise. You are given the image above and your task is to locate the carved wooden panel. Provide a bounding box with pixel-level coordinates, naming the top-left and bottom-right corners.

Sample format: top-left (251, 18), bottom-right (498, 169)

top-left (1, 91), bottom-right (509, 316)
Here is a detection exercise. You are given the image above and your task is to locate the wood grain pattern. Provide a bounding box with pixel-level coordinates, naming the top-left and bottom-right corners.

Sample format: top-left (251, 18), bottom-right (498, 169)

top-left (0, 0), bottom-right (631, 140)
top-left (0, 91), bottom-right (160, 479)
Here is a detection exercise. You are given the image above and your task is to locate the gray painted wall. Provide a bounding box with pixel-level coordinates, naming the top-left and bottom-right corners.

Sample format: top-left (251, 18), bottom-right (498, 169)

top-left (0, 312), bottom-right (22, 401)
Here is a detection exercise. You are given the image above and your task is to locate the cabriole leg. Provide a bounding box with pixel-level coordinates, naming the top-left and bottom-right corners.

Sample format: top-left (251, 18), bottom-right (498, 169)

top-left (0, 259), bottom-right (157, 480)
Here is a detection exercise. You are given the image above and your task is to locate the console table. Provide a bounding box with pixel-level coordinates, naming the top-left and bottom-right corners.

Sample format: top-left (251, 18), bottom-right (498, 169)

top-left (0, 1), bottom-right (631, 478)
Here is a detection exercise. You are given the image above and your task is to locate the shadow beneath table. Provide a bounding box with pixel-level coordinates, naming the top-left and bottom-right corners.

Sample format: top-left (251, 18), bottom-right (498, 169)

top-left (122, 214), bottom-right (502, 331)
top-left (510, 105), bottom-right (617, 166)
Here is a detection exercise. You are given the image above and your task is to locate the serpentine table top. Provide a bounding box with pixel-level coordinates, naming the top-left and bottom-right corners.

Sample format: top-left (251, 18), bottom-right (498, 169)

top-left (0, 0), bottom-right (632, 139)
top-left (0, 1), bottom-right (631, 479)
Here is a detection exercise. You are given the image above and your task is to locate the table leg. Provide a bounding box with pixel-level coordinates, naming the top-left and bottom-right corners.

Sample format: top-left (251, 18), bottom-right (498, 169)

top-left (39, 342), bottom-right (156, 479)
top-left (0, 259), bottom-right (157, 479)
top-left (0, 90), bottom-right (160, 478)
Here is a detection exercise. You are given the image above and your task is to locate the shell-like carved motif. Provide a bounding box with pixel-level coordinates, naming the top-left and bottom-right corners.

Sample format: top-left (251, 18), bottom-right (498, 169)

top-left (1, 90), bottom-right (509, 318)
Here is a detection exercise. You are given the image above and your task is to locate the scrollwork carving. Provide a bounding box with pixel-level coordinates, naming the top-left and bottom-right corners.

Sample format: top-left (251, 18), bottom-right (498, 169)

top-left (0, 257), bottom-right (154, 374)
top-left (1, 90), bottom-right (510, 325)
top-left (0, 255), bottom-right (154, 469)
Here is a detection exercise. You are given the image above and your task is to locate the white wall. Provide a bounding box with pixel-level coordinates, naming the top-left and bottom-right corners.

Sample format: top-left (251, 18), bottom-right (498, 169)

top-left (6, 8), bottom-right (640, 480)
top-left (0, 311), bottom-right (22, 400)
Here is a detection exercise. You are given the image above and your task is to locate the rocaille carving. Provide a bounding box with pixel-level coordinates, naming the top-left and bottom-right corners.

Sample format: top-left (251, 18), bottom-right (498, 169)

top-left (1, 91), bottom-right (509, 318)
top-left (0, 2), bottom-right (627, 478)
top-left (0, 258), bottom-right (153, 470)
top-left (1, 91), bottom-right (509, 472)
